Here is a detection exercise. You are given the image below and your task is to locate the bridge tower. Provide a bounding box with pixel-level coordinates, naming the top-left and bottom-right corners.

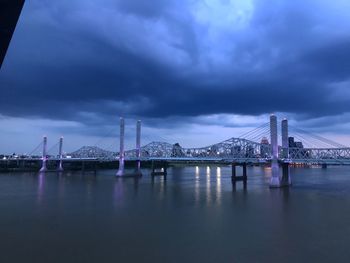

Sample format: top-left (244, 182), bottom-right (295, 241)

top-left (281, 119), bottom-right (292, 185)
top-left (135, 120), bottom-right (142, 176)
top-left (39, 136), bottom-right (48, 172)
top-left (281, 119), bottom-right (288, 159)
top-left (57, 137), bottom-right (64, 172)
top-left (116, 117), bottom-right (125, 176)
top-left (269, 114), bottom-right (281, 187)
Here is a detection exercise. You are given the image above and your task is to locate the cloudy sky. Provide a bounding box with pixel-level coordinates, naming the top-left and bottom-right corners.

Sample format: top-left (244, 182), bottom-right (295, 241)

top-left (1, 0), bottom-right (350, 153)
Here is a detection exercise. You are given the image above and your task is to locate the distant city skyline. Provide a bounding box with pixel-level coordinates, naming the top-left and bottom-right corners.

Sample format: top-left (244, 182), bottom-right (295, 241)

top-left (1, 0), bottom-right (350, 153)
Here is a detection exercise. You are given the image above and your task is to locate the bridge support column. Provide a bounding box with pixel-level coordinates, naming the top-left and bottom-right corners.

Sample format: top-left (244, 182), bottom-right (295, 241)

top-left (231, 163), bottom-right (247, 184)
top-left (151, 161), bottom-right (168, 177)
top-left (269, 114), bottom-right (281, 188)
top-left (243, 163), bottom-right (247, 181)
top-left (322, 163), bottom-right (327, 169)
top-left (231, 163), bottom-right (236, 182)
top-left (282, 163), bottom-right (290, 184)
top-left (39, 136), bottom-right (48, 172)
top-left (116, 117), bottom-right (125, 176)
top-left (57, 137), bottom-right (64, 172)
top-left (281, 119), bottom-right (291, 186)
top-left (135, 120), bottom-right (142, 177)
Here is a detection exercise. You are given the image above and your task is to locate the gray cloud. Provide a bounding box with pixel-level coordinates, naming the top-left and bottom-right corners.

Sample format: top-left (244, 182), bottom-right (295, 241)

top-left (1, 0), bottom-right (350, 135)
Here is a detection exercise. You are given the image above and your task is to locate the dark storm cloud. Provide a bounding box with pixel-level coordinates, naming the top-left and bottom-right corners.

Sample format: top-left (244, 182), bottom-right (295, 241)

top-left (116, 0), bottom-right (168, 18)
top-left (302, 39), bottom-right (350, 81)
top-left (1, 0), bottom-right (350, 127)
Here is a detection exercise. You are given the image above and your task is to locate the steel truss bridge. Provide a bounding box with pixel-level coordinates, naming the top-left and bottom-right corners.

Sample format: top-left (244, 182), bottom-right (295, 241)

top-left (116, 118), bottom-right (350, 165)
top-left (122, 141), bottom-right (350, 165)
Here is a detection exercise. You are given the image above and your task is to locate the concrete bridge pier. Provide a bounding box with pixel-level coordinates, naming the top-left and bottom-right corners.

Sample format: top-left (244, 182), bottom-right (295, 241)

top-left (270, 116), bottom-right (292, 187)
top-left (243, 163), bottom-right (247, 180)
top-left (39, 136), bottom-right (48, 172)
top-left (151, 161), bottom-right (168, 177)
top-left (134, 120), bottom-right (142, 177)
top-left (231, 162), bottom-right (248, 184)
top-left (231, 163), bottom-right (236, 180)
top-left (57, 137), bottom-right (64, 172)
top-left (81, 160), bottom-right (85, 173)
top-left (116, 117), bottom-right (125, 176)
top-left (280, 119), bottom-right (292, 186)
top-left (269, 115), bottom-right (281, 187)
top-left (116, 118), bottom-right (143, 177)
top-left (281, 162), bottom-right (291, 185)
top-left (322, 163), bottom-right (327, 169)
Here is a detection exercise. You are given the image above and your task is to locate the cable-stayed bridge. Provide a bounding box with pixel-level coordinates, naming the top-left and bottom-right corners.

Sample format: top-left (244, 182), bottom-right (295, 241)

top-left (120, 118), bottom-right (350, 165)
top-left (3, 115), bottom-right (350, 187)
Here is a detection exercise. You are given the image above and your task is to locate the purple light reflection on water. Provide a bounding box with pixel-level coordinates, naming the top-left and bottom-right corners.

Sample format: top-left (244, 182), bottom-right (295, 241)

top-left (37, 172), bottom-right (45, 204)
top-left (113, 178), bottom-right (126, 208)
top-left (1, 166), bottom-right (350, 262)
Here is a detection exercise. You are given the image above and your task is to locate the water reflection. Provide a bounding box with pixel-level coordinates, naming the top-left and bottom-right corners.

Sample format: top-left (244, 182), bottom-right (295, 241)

top-left (195, 166), bottom-right (199, 175)
top-left (206, 166), bottom-right (211, 205)
top-left (114, 176), bottom-right (142, 206)
top-left (114, 177), bottom-right (125, 207)
top-left (37, 172), bottom-right (45, 204)
top-left (151, 174), bottom-right (167, 200)
top-left (3, 167), bottom-right (350, 262)
top-left (232, 173), bottom-right (247, 197)
top-left (195, 166), bottom-right (200, 204)
top-left (192, 166), bottom-right (225, 206)
top-left (57, 172), bottom-right (65, 199)
top-left (216, 167), bottom-right (222, 205)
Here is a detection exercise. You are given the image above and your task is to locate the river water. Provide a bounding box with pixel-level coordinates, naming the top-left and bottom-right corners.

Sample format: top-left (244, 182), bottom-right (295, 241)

top-left (0, 165), bottom-right (350, 262)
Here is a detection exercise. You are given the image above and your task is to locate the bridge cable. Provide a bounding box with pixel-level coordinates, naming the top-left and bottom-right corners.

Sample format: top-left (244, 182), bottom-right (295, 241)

top-left (27, 142), bottom-right (43, 157)
top-left (47, 142), bottom-right (60, 156)
top-left (241, 124), bottom-right (270, 142)
top-left (238, 122), bottom-right (269, 139)
top-left (289, 125), bottom-right (346, 147)
top-left (290, 133), bottom-right (321, 148)
top-left (247, 126), bottom-right (271, 143)
top-left (289, 125), bottom-right (346, 148)
top-left (93, 125), bottom-right (119, 148)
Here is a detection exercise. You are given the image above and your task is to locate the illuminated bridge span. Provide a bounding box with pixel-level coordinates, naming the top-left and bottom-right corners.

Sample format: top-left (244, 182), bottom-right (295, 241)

top-left (123, 141), bottom-right (350, 164)
top-left (124, 138), bottom-right (269, 162)
top-left (121, 120), bottom-right (350, 165)
top-left (111, 115), bottom-right (350, 187)
top-left (17, 115), bottom-right (350, 188)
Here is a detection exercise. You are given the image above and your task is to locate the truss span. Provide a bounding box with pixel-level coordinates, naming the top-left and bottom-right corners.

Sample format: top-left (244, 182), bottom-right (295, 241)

top-left (123, 137), bottom-right (271, 160)
top-left (287, 147), bottom-right (350, 164)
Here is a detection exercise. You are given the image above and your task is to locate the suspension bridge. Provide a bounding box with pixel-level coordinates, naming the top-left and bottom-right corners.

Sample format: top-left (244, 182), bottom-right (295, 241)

top-left (2, 115), bottom-right (350, 188)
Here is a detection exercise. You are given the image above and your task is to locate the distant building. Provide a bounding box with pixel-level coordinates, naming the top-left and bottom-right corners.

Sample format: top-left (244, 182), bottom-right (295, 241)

top-left (208, 145), bottom-right (219, 156)
top-left (171, 143), bottom-right (185, 157)
top-left (261, 137), bottom-right (269, 145)
top-left (260, 137), bottom-right (270, 158)
top-left (295, 142), bottom-right (304, 148)
top-left (288, 137), bottom-right (295, 147)
top-left (288, 137), bottom-right (308, 159)
top-left (288, 137), bottom-right (304, 148)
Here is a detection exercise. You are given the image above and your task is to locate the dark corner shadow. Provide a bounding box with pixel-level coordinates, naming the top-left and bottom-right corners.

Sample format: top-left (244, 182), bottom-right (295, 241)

top-left (0, 0), bottom-right (25, 68)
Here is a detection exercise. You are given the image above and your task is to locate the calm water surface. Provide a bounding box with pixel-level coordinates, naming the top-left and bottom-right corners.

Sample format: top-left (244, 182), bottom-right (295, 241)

top-left (1, 165), bottom-right (350, 262)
